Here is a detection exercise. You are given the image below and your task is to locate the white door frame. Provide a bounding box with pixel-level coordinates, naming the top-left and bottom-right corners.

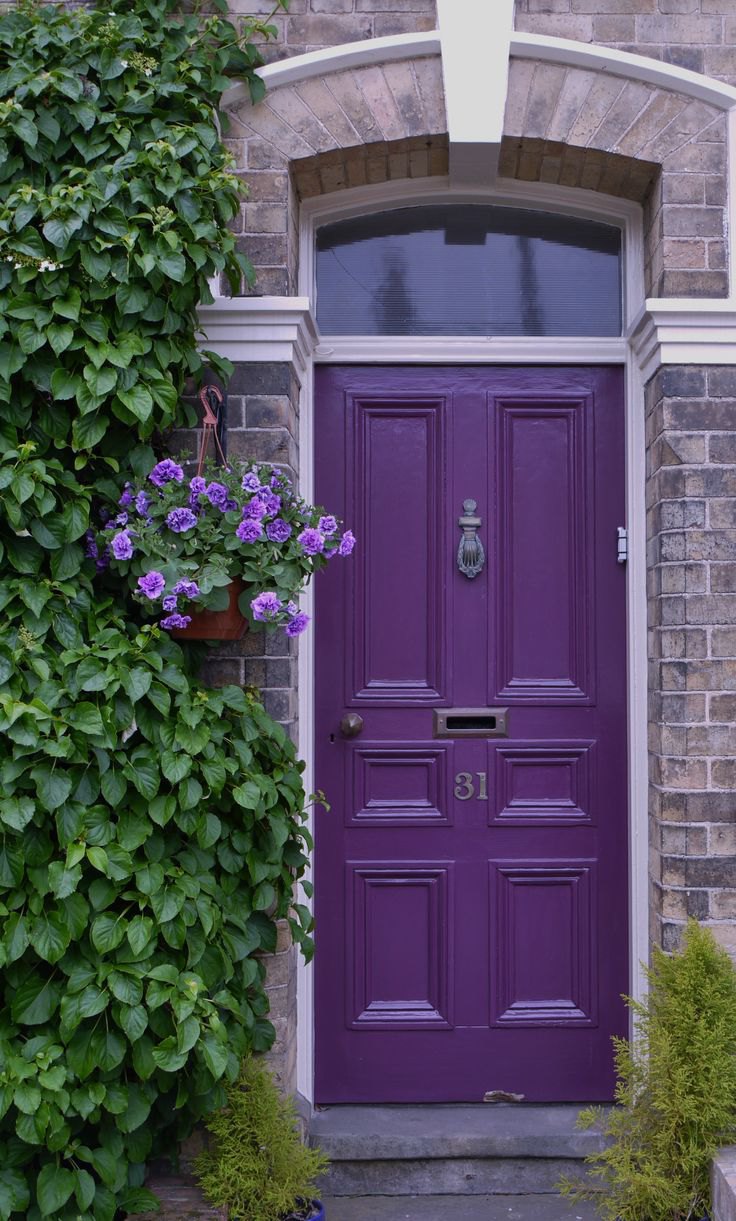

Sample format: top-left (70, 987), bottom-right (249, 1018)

top-left (294, 177), bottom-right (649, 1103)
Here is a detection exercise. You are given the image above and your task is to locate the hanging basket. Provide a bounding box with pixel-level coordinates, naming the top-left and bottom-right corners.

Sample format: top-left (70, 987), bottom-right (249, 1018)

top-left (171, 579), bottom-right (249, 642)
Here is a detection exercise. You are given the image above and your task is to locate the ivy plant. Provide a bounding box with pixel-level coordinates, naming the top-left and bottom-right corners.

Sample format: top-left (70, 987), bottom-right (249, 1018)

top-left (0, 0), bottom-right (311, 1217)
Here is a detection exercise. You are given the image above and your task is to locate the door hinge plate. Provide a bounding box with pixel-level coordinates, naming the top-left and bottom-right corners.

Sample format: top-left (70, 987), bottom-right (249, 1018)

top-left (617, 526), bottom-right (628, 564)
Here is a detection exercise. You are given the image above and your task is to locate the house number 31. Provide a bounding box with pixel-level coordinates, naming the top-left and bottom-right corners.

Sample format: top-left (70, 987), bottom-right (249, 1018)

top-left (454, 772), bottom-right (488, 801)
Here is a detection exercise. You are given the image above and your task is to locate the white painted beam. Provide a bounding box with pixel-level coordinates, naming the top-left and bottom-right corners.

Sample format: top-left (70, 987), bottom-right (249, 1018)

top-left (437, 0), bottom-right (515, 187)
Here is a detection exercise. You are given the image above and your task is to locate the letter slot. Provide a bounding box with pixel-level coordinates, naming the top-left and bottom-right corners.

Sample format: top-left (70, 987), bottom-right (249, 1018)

top-left (433, 708), bottom-right (508, 738)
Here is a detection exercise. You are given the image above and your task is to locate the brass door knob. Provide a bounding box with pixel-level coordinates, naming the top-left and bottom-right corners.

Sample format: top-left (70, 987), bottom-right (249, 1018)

top-left (340, 713), bottom-right (364, 738)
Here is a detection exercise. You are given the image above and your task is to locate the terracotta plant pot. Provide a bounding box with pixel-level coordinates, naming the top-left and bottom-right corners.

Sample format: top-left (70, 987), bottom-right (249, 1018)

top-left (171, 579), bottom-right (249, 642)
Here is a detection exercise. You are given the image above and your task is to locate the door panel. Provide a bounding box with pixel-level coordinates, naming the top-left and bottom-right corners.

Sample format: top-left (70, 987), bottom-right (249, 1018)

top-left (314, 366), bottom-right (628, 1103)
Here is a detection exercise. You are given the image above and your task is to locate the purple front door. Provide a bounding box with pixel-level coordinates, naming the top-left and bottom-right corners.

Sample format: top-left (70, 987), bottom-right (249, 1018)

top-left (314, 366), bottom-right (628, 1103)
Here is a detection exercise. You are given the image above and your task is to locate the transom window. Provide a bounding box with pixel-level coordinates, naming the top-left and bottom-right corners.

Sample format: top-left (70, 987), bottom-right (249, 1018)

top-left (315, 205), bottom-right (622, 338)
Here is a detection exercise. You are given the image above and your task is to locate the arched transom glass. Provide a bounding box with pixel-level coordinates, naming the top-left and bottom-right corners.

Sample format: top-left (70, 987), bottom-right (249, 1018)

top-left (315, 205), bottom-right (623, 338)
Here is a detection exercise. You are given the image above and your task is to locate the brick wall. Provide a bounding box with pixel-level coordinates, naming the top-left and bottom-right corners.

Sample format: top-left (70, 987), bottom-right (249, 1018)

top-left (515, 0), bottom-right (736, 88)
top-left (230, 0), bottom-right (437, 59)
top-left (647, 366), bottom-right (736, 957)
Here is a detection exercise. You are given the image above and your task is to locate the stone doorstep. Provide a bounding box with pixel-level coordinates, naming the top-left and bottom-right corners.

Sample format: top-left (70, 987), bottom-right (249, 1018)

top-left (310, 1105), bottom-right (607, 1199)
top-left (712, 1145), bottom-right (736, 1221)
top-left (309, 1105), bottom-right (608, 1162)
top-left (131, 1169), bottom-right (227, 1221)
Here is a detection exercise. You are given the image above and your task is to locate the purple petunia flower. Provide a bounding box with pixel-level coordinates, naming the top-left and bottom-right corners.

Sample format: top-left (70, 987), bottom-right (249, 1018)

top-left (224, 498), bottom-right (238, 512)
top-left (338, 530), bottom-right (356, 557)
top-left (259, 491), bottom-right (281, 517)
top-left (298, 527), bottom-right (324, 556)
top-left (172, 579), bottom-right (200, 599)
top-left (205, 481), bottom-right (229, 509)
top-left (266, 519), bottom-right (292, 543)
top-left (84, 530), bottom-right (98, 560)
top-left (242, 472), bottom-right (262, 493)
top-left (137, 571), bottom-right (166, 600)
top-left (119, 483), bottom-right (134, 507)
top-left (135, 491), bottom-right (149, 516)
top-left (285, 611), bottom-right (310, 637)
top-left (115, 512), bottom-right (129, 527)
top-left (96, 550), bottom-right (110, 572)
top-left (236, 519), bottom-right (264, 543)
top-left (242, 498), bottom-right (268, 521)
top-left (251, 591), bottom-right (282, 622)
top-left (162, 595), bottom-right (178, 612)
top-left (111, 531), bottom-right (134, 560)
top-left (318, 515), bottom-right (338, 536)
top-left (167, 507), bottom-right (197, 533)
top-left (190, 476), bottom-right (207, 495)
top-left (149, 459), bottom-right (184, 487)
top-left (160, 613), bottom-right (192, 630)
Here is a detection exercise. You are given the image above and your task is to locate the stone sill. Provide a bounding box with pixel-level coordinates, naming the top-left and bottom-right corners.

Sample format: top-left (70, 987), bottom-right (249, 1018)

top-left (713, 1146), bottom-right (736, 1221)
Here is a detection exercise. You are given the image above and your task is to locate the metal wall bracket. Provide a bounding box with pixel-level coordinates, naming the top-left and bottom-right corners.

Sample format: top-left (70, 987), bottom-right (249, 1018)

top-left (617, 526), bottom-right (628, 564)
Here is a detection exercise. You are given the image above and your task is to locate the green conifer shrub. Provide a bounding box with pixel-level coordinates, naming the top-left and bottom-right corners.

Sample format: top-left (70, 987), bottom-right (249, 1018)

top-left (195, 1058), bottom-right (328, 1221)
top-left (561, 920), bottom-right (736, 1221)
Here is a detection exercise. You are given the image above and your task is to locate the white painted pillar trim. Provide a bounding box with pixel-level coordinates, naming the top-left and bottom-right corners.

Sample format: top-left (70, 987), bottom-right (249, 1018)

top-left (630, 298), bottom-right (736, 382)
top-left (196, 295), bottom-right (736, 385)
top-left (196, 297), bottom-right (317, 385)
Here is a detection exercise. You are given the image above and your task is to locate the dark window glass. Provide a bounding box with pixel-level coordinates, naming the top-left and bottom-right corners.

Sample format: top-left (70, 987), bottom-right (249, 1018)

top-left (315, 205), bottom-right (622, 336)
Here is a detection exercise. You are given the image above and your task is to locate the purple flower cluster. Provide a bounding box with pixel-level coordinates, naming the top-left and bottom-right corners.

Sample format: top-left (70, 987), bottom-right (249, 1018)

top-left (297, 527), bottom-right (324, 557)
top-left (167, 507), bottom-right (197, 533)
top-left (97, 458), bottom-right (356, 641)
top-left (161, 613), bottom-right (191, 630)
top-left (138, 571), bottom-right (166, 600)
top-left (236, 519), bottom-right (263, 543)
top-left (111, 531), bottom-right (134, 560)
top-left (149, 459), bottom-right (184, 487)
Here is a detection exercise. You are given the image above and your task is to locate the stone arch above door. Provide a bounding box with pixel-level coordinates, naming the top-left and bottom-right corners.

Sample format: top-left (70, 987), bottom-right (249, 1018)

top-left (222, 42), bottom-right (729, 298)
top-left (504, 58), bottom-right (728, 297)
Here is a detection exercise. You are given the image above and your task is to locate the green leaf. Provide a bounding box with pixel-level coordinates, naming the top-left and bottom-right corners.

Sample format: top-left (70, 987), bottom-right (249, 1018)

top-left (50, 368), bottom-right (81, 401)
top-left (0, 796), bottom-right (35, 832)
top-left (117, 384), bottom-right (153, 422)
top-left (201, 1034), bottom-right (228, 1080)
top-left (31, 911), bottom-right (70, 963)
top-left (46, 322), bottom-right (74, 356)
top-left (121, 667), bottom-right (152, 702)
top-left (0, 1168), bottom-right (29, 1218)
top-left (53, 289), bottom-right (81, 322)
top-left (73, 412), bottom-right (109, 450)
top-left (11, 975), bottom-right (61, 1025)
top-left (158, 252), bottom-right (187, 282)
top-left (91, 912), bottom-right (126, 953)
top-left (66, 701), bottom-right (105, 736)
top-left (101, 769), bottom-right (127, 805)
top-left (119, 1003), bottom-right (148, 1042)
top-left (32, 764), bottom-right (73, 811)
top-left (115, 283), bottom-right (149, 314)
top-left (60, 500), bottom-right (89, 542)
top-left (161, 751), bottom-right (191, 784)
top-left (36, 1164), bottom-right (75, 1216)
top-left (126, 915), bottom-right (154, 955)
top-left (50, 542), bottom-right (83, 580)
top-left (80, 247), bottom-right (111, 281)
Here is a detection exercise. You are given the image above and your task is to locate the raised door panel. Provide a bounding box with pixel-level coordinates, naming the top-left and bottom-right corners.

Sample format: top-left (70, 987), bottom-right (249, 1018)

top-left (492, 742), bottom-right (595, 825)
top-left (349, 744), bottom-right (452, 826)
top-left (347, 863), bottom-right (453, 1029)
top-left (493, 396), bottom-right (594, 703)
top-left (349, 398), bottom-right (447, 703)
top-left (490, 860), bottom-right (596, 1026)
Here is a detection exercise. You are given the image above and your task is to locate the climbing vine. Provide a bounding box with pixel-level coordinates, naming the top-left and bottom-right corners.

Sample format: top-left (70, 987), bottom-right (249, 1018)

top-left (0, 1), bottom-right (308, 1218)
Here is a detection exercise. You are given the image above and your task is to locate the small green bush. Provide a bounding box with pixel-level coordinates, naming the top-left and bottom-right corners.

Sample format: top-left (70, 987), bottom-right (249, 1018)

top-left (195, 1058), bottom-right (328, 1221)
top-left (561, 920), bottom-right (736, 1221)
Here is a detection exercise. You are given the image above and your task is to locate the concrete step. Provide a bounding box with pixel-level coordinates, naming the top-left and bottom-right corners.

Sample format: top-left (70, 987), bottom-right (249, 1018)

top-left (320, 1194), bottom-right (601, 1220)
top-left (310, 1105), bottom-right (605, 1198)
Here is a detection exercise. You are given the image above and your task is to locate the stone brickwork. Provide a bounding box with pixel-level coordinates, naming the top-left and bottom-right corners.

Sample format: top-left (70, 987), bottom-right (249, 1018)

top-left (225, 54), bottom-right (446, 293)
top-left (514, 0), bottom-right (736, 87)
top-left (646, 366), bottom-right (736, 958)
top-left (228, 0), bottom-right (437, 59)
top-left (503, 58), bottom-right (728, 296)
